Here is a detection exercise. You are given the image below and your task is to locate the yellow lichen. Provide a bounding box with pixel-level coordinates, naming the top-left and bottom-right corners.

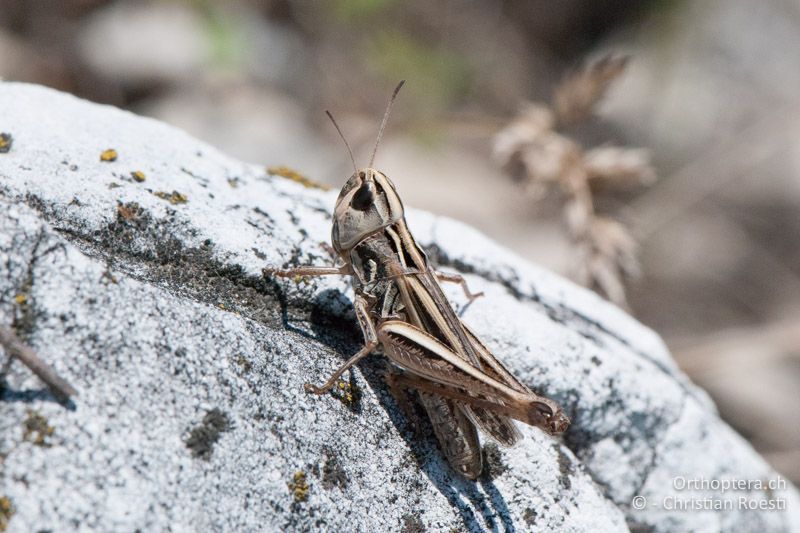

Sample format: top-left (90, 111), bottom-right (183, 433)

top-left (290, 275), bottom-right (312, 286)
top-left (154, 191), bottom-right (188, 205)
top-left (101, 270), bottom-right (118, 285)
top-left (131, 170), bottom-right (146, 182)
top-left (267, 166), bottom-right (330, 191)
top-left (335, 380), bottom-right (361, 407)
top-left (23, 410), bottom-right (54, 447)
top-left (100, 148), bottom-right (118, 162)
top-left (0, 133), bottom-right (12, 154)
top-left (0, 496), bottom-right (14, 532)
top-left (234, 355), bottom-right (252, 372)
top-left (13, 293), bottom-right (27, 305)
top-left (287, 470), bottom-right (310, 502)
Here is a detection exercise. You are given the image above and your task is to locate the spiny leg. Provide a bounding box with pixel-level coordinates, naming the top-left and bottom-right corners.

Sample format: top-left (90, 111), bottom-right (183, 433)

top-left (304, 296), bottom-right (378, 395)
top-left (387, 371), bottom-right (562, 432)
top-left (263, 263), bottom-right (352, 279)
top-left (304, 340), bottom-right (378, 394)
top-left (434, 270), bottom-right (484, 302)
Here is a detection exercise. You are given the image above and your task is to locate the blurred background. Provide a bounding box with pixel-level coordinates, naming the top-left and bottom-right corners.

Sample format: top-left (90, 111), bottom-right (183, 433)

top-left (1, 0), bottom-right (797, 483)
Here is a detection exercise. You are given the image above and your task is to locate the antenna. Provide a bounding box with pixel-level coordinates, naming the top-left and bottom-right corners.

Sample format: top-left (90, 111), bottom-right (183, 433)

top-left (369, 80), bottom-right (405, 167)
top-left (325, 110), bottom-right (358, 175)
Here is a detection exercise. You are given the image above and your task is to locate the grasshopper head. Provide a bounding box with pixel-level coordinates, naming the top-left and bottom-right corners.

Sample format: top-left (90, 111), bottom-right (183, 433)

top-left (331, 167), bottom-right (405, 253)
top-left (547, 408), bottom-right (571, 435)
top-left (532, 401), bottom-right (570, 435)
top-left (326, 81), bottom-right (406, 254)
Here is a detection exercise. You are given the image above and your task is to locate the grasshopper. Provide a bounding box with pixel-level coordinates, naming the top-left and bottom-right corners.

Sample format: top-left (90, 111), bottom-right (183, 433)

top-left (264, 81), bottom-right (569, 478)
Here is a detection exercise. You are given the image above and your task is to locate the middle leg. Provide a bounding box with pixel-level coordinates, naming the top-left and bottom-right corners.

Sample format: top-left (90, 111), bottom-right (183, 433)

top-left (434, 270), bottom-right (484, 302)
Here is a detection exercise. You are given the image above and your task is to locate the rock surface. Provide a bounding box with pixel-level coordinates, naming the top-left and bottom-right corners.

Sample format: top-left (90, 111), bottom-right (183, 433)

top-left (0, 82), bottom-right (797, 532)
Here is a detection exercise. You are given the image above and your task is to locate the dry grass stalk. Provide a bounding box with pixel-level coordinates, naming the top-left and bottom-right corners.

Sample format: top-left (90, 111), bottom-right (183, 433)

top-left (554, 55), bottom-right (629, 126)
top-left (0, 326), bottom-right (77, 401)
top-left (493, 55), bottom-right (653, 308)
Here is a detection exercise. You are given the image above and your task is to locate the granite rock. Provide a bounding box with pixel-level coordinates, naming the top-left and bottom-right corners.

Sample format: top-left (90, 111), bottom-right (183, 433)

top-left (0, 83), bottom-right (797, 532)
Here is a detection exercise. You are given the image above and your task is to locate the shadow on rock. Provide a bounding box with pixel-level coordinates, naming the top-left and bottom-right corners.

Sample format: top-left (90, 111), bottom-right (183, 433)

top-left (0, 378), bottom-right (76, 410)
top-left (305, 289), bottom-right (517, 533)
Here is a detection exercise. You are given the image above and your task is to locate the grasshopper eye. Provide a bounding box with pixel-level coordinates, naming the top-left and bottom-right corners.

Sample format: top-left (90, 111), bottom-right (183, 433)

top-left (351, 182), bottom-right (376, 211)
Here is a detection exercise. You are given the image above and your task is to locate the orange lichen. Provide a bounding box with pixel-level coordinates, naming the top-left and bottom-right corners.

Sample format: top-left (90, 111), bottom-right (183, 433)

top-left (116, 202), bottom-right (140, 221)
top-left (23, 410), bottom-right (54, 447)
top-left (153, 191), bottom-right (188, 205)
top-left (0, 495), bottom-right (14, 532)
top-left (334, 380), bottom-right (361, 408)
top-left (267, 166), bottom-right (330, 191)
top-left (287, 470), bottom-right (310, 502)
top-left (0, 133), bottom-right (12, 154)
top-left (100, 149), bottom-right (118, 162)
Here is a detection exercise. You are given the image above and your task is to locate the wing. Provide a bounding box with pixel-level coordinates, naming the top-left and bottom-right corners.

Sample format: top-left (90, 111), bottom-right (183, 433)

top-left (462, 405), bottom-right (522, 447)
top-left (460, 323), bottom-right (532, 395)
top-left (417, 393), bottom-right (483, 479)
top-left (384, 245), bottom-right (565, 443)
top-left (456, 324), bottom-right (527, 446)
top-left (395, 272), bottom-right (525, 445)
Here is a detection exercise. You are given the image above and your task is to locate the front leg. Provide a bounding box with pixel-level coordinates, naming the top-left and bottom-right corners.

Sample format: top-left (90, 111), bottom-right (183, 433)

top-left (434, 270), bottom-right (484, 302)
top-left (304, 295), bottom-right (378, 394)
